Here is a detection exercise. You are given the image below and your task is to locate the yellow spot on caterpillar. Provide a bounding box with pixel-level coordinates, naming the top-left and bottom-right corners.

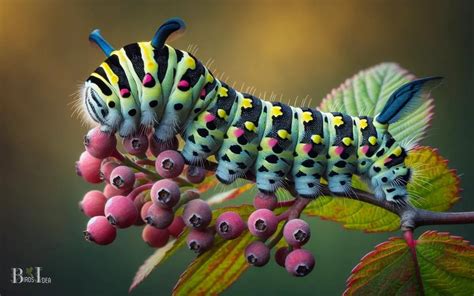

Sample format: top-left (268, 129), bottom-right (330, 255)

top-left (244, 121), bottom-right (257, 132)
top-left (333, 116), bottom-right (344, 127)
top-left (206, 73), bottom-right (214, 83)
top-left (148, 61), bottom-right (155, 68)
top-left (218, 87), bottom-right (228, 98)
top-left (311, 134), bottom-right (323, 144)
top-left (184, 56), bottom-right (196, 69)
top-left (271, 106), bottom-right (283, 118)
top-left (393, 146), bottom-right (403, 157)
top-left (277, 129), bottom-right (290, 140)
top-left (360, 119), bottom-right (368, 130)
top-left (111, 75), bottom-right (119, 84)
top-left (242, 98), bottom-right (253, 109)
top-left (342, 137), bottom-right (353, 146)
top-left (302, 111), bottom-right (313, 123)
top-left (368, 136), bottom-right (377, 146)
top-left (217, 109), bottom-right (228, 120)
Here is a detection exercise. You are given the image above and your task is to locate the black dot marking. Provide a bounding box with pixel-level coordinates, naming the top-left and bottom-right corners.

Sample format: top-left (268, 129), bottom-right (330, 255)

top-left (221, 154), bottom-right (230, 162)
top-left (206, 122), bottom-right (216, 130)
top-left (361, 161), bottom-right (366, 165)
top-left (328, 171), bottom-right (338, 177)
top-left (340, 181), bottom-right (346, 185)
top-left (341, 152), bottom-right (350, 160)
top-left (324, 117), bottom-right (328, 123)
top-left (257, 146), bottom-right (262, 151)
top-left (272, 145), bottom-right (283, 154)
top-left (313, 173), bottom-right (321, 179)
top-left (100, 109), bottom-right (107, 117)
top-left (373, 166), bottom-right (381, 173)
top-left (197, 128), bottom-right (209, 137)
top-left (149, 100), bottom-right (158, 107)
top-left (108, 101), bottom-right (115, 108)
top-left (275, 170), bottom-right (285, 177)
top-left (293, 152), bottom-right (298, 157)
top-left (386, 188), bottom-right (396, 193)
top-left (174, 103), bottom-right (183, 110)
top-left (128, 109), bottom-right (136, 116)
top-left (302, 159), bottom-right (315, 167)
top-left (237, 136), bottom-right (248, 145)
top-left (194, 108), bottom-right (201, 113)
top-left (201, 145), bottom-right (211, 153)
top-left (376, 149), bottom-right (385, 157)
top-left (237, 162), bottom-right (246, 169)
top-left (224, 134), bottom-right (229, 139)
top-left (265, 155), bottom-right (278, 164)
top-left (308, 150), bottom-right (318, 158)
top-left (295, 171), bottom-right (306, 177)
top-left (192, 151), bottom-right (198, 156)
top-left (308, 183), bottom-right (314, 188)
top-left (229, 145), bottom-right (242, 154)
top-left (269, 179), bottom-right (275, 184)
top-left (187, 135), bottom-right (196, 144)
top-left (381, 177), bottom-right (388, 183)
top-left (263, 106), bottom-right (267, 113)
top-left (393, 195), bottom-right (404, 200)
top-left (386, 138), bottom-right (396, 148)
top-left (334, 161), bottom-right (346, 168)
top-left (258, 166), bottom-right (269, 172)
top-left (228, 169), bottom-right (236, 175)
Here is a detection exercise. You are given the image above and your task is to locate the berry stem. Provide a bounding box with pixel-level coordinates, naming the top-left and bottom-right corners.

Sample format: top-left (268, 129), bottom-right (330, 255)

top-left (127, 183), bottom-right (153, 201)
top-left (136, 159), bottom-right (156, 166)
top-left (173, 190), bottom-right (201, 212)
top-left (266, 221), bottom-right (287, 249)
top-left (121, 157), bottom-right (160, 180)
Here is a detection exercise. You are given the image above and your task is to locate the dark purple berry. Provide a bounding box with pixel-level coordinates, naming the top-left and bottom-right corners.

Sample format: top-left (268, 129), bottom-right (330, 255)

top-left (155, 150), bottom-right (185, 178)
top-left (123, 135), bottom-right (149, 156)
top-left (84, 216), bottom-right (117, 245)
top-left (149, 135), bottom-right (179, 157)
top-left (186, 229), bottom-right (214, 253)
top-left (285, 249), bottom-right (315, 277)
top-left (151, 179), bottom-right (180, 208)
top-left (168, 216), bottom-right (186, 238)
top-left (247, 209), bottom-right (278, 238)
top-left (245, 241), bottom-right (270, 267)
top-left (253, 192), bottom-right (278, 210)
top-left (183, 199), bottom-right (212, 229)
top-left (186, 166), bottom-right (206, 184)
top-left (283, 219), bottom-right (311, 246)
top-left (275, 247), bottom-right (289, 267)
top-left (145, 204), bottom-right (174, 229)
top-left (216, 211), bottom-right (245, 240)
top-left (110, 166), bottom-right (135, 191)
top-left (76, 151), bottom-right (102, 184)
top-left (79, 190), bottom-right (107, 217)
top-left (104, 195), bottom-right (138, 228)
top-left (84, 127), bottom-right (117, 159)
top-left (142, 225), bottom-right (170, 248)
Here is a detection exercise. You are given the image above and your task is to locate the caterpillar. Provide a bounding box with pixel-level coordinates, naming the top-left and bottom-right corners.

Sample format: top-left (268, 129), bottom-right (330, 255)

top-left (80, 18), bottom-right (441, 204)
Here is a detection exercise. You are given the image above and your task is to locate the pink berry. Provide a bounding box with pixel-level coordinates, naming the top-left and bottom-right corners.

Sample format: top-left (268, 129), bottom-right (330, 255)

top-left (100, 159), bottom-right (119, 183)
top-left (253, 192), bottom-right (278, 210)
top-left (216, 211), bottom-right (245, 240)
top-left (133, 192), bottom-right (148, 225)
top-left (103, 184), bottom-right (131, 199)
top-left (84, 216), bottom-right (117, 245)
top-left (110, 166), bottom-right (135, 191)
top-left (145, 204), bottom-right (174, 229)
top-left (285, 249), bottom-right (315, 277)
top-left (151, 179), bottom-right (180, 208)
top-left (186, 166), bottom-right (206, 184)
top-left (283, 219), bottom-right (311, 246)
top-left (247, 209), bottom-right (278, 239)
top-left (168, 216), bottom-right (186, 238)
top-left (104, 196), bottom-right (138, 228)
top-left (84, 127), bottom-right (117, 159)
top-left (140, 201), bottom-right (153, 223)
top-left (79, 190), bottom-right (107, 217)
top-left (155, 150), bottom-right (185, 178)
top-left (123, 135), bottom-right (149, 156)
top-left (183, 199), bottom-right (212, 229)
top-left (245, 241), bottom-right (270, 267)
top-left (275, 247), bottom-right (289, 267)
top-left (149, 135), bottom-right (179, 157)
top-left (142, 225), bottom-right (170, 248)
top-left (186, 229), bottom-right (214, 253)
top-left (76, 151), bottom-right (102, 183)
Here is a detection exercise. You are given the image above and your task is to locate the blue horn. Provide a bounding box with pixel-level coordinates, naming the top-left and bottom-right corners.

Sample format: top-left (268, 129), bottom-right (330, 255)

top-left (89, 29), bottom-right (115, 56)
top-left (151, 17), bottom-right (186, 49)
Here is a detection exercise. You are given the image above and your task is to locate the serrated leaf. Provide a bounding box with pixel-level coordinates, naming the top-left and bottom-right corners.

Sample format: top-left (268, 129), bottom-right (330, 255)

top-left (345, 231), bottom-right (474, 296)
top-left (304, 147), bottom-right (460, 232)
top-left (207, 183), bottom-right (254, 206)
top-left (319, 62), bottom-right (434, 143)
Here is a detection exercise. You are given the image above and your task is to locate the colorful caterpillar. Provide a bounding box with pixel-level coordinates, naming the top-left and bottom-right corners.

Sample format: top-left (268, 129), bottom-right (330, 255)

top-left (81, 18), bottom-right (441, 203)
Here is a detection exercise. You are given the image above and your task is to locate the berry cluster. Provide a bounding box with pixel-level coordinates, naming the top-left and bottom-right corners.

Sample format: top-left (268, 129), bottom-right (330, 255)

top-left (76, 127), bottom-right (315, 277)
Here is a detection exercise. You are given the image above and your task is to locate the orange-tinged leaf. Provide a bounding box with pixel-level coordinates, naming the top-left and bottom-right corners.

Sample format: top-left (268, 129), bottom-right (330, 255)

top-left (207, 183), bottom-right (254, 206)
top-left (345, 231), bottom-right (474, 296)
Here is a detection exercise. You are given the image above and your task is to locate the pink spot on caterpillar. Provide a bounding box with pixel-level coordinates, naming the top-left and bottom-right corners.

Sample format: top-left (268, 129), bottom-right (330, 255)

top-left (360, 145), bottom-right (369, 155)
top-left (120, 88), bottom-right (130, 97)
top-left (384, 157), bottom-right (392, 164)
top-left (204, 113), bottom-right (216, 123)
top-left (302, 143), bottom-right (312, 153)
top-left (268, 138), bottom-right (278, 148)
top-left (234, 128), bottom-right (244, 138)
top-left (177, 80), bottom-right (190, 90)
top-left (335, 146), bottom-right (344, 155)
top-left (200, 88), bottom-right (206, 98)
top-left (143, 73), bottom-right (153, 85)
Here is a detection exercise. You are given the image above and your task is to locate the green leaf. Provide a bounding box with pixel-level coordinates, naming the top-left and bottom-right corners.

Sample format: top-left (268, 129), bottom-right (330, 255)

top-left (319, 62), bottom-right (434, 143)
top-left (345, 231), bottom-right (474, 296)
top-left (304, 147), bottom-right (460, 232)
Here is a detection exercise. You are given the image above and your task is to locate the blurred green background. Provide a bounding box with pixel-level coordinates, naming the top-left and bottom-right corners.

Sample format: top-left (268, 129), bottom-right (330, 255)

top-left (1, 0), bottom-right (473, 295)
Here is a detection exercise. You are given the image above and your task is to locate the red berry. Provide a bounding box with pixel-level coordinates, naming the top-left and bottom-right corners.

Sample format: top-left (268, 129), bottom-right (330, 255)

top-left (142, 225), bottom-right (170, 248)
top-left (100, 159), bottom-right (119, 183)
top-left (123, 135), bottom-right (149, 156)
top-left (183, 199), bottom-right (212, 229)
top-left (155, 150), bottom-right (185, 178)
top-left (247, 209), bottom-right (278, 239)
top-left (285, 249), bottom-right (315, 277)
top-left (253, 192), bottom-right (278, 210)
top-left (76, 151), bottom-right (102, 183)
top-left (103, 184), bottom-right (131, 199)
top-left (245, 241), bottom-right (270, 267)
top-left (151, 179), bottom-right (180, 208)
top-left (145, 204), bottom-right (174, 229)
top-left (168, 216), bottom-right (186, 238)
top-left (133, 192), bottom-right (148, 225)
top-left (186, 229), bottom-right (214, 253)
top-left (79, 190), bottom-right (107, 217)
top-left (104, 196), bottom-right (138, 228)
top-left (274, 247), bottom-right (289, 267)
top-left (84, 216), bottom-right (117, 245)
top-left (186, 166), bottom-right (206, 184)
top-left (216, 211), bottom-right (245, 240)
top-left (149, 135), bottom-right (179, 157)
top-left (84, 127), bottom-right (117, 159)
top-left (110, 166), bottom-right (135, 191)
top-left (283, 219), bottom-right (311, 246)
top-left (140, 201), bottom-right (153, 223)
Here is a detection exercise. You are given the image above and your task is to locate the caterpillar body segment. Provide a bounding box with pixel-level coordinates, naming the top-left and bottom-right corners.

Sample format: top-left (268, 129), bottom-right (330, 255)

top-left (82, 18), bottom-right (441, 204)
